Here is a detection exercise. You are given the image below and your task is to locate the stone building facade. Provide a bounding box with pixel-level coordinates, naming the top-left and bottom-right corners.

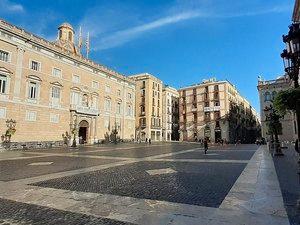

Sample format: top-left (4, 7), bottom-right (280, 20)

top-left (129, 73), bottom-right (163, 141)
top-left (257, 75), bottom-right (297, 142)
top-left (179, 78), bottom-right (260, 143)
top-left (162, 85), bottom-right (179, 141)
top-left (0, 20), bottom-right (135, 148)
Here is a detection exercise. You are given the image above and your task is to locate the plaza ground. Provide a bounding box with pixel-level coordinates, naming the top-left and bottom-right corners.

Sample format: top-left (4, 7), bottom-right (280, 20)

top-left (0, 142), bottom-right (293, 225)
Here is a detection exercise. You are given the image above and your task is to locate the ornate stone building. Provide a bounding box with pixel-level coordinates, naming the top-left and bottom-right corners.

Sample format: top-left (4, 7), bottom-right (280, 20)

top-left (257, 75), bottom-right (297, 142)
top-left (129, 73), bottom-right (163, 141)
top-left (179, 78), bottom-right (260, 143)
top-left (0, 20), bottom-right (135, 148)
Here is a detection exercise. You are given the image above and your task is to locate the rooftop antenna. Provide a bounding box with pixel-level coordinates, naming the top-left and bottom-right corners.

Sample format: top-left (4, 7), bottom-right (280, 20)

top-left (85, 32), bottom-right (90, 59)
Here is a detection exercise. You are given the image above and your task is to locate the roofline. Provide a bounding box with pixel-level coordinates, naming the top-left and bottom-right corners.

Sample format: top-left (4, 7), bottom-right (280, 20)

top-left (293, 0), bottom-right (300, 22)
top-left (0, 19), bottom-right (135, 85)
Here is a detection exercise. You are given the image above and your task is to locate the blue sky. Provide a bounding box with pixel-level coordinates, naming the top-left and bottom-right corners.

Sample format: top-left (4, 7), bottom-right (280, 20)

top-left (0, 0), bottom-right (295, 112)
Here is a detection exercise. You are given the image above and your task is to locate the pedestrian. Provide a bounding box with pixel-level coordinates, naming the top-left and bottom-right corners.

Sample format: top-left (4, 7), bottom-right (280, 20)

top-left (204, 138), bottom-right (208, 154)
top-left (145, 138), bottom-right (148, 143)
top-left (149, 138), bottom-right (151, 144)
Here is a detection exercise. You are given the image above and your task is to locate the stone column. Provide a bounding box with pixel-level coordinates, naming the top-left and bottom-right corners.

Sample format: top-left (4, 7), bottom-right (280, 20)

top-left (13, 46), bottom-right (25, 101)
top-left (90, 117), bottom-right (94, 144)
top-left (94, 117), bottom-right (97, 143)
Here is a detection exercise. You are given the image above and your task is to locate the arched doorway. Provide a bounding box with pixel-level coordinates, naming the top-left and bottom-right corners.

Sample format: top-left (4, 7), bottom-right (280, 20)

top-left (79, 120), bottom-right (89, 144)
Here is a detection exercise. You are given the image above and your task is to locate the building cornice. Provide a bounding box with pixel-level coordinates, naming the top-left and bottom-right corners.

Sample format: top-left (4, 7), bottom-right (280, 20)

top-left (0, 19), bottom-right (135, 85)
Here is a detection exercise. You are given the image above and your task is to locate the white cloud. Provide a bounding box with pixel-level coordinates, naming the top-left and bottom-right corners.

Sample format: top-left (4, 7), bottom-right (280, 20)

top-left (0, 0), bottom-right (24, 13)
top-left (95, 11), bottom-right (205, 50)
top-left (79, 1), bottom-right (292, 51)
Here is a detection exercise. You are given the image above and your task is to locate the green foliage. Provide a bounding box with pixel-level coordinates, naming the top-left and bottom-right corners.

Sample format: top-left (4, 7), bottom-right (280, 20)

top-left (273, 88), bottom-right (300, 115)
top-left (266, 112), bottom-right (282, 136)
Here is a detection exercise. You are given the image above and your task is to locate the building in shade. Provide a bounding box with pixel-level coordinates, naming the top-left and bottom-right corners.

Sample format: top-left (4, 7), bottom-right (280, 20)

top-left (0, 20), bottom-right (135, 149)
top-left (129, 73), bottom-right (163, 142)
top-left (257, 75), bottom-right (297, 142)
top-left (162, 85), bottom-right (179, 141)
top-left (293, 0), bottom-right (300, 22)
top-left (179, 78), bottom-right (260, 143)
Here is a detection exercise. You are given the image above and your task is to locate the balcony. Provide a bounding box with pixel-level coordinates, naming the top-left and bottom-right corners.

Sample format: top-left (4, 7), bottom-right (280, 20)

top-left (191, 107), bottom-right (197, 112)
top-left (70, 104), bottom-right (99, 116)
top-left (204, 106), bottom-right (220, 112)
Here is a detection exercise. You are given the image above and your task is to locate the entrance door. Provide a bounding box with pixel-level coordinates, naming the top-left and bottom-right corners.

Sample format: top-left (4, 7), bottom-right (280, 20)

top-left (79, 127), bottom-right (87, 144)
top-left (78, 120), bottom-right (89, 144)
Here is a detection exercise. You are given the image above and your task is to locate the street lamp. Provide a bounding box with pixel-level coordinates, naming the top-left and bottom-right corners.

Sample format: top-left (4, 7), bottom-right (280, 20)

top-left (282, 22), bottom-right (300, 153)
top-left (282, 22), bottom-right (300, 88)
top-left (70, 116), bottom-right (78, 148)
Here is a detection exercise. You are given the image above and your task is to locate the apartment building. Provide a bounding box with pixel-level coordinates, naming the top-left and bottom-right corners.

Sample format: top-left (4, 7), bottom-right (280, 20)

top-left (257, 75), bottom-right (297, 142)
top-left (162, 85), bottom-right (179, 141)
top-left (129, 73), bottom-right (163, 141)
top-left (0, 20), bottom-right (135, 148)
top-left (179, 78), bottom-right (260, 143)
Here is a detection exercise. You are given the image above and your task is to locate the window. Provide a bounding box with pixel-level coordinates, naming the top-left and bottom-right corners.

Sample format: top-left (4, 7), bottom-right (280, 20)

top-left (127, 105), bottom-right (132, 116)
top-left (127, 92), bottom-right (132, 100)
top-left (30, 60), bottom-right (40, 71)
top-left (51, 86), bottom-right (61, 106)
top-left (215, 101), bottom-right (220, 106)
top-left (68, 31), bottom-right (73, 41)
top-left (0, 50), bottom-right (10, 62)
top-left (82, 94), bottom-right (88, 107)
top-left (214, 85), bottom-right (219, 91)
top-left (28, 81), bottom-right (37, 99)
top-left (91, 96), bottom-right (98, 109)
top-left (117, 89), bottom-right (121, 96)
top-left (92, 81), bottom-right (99, 89)
top-left (264, 92), bottom-right (271, 102)
top-left (70, 91), bottom-right (80, 105)
top-left (142, 81), bottom-right (146, 88)
top-left (116, 102), bottom-right (122, 114)
top-left (105, 85), bottom-right (111, 93)
top-left (205, 102), bottom-right (209, 107)
top-left (272, 91), bottom-right (277, 100)
top-left (0, 74), bottom-right (7, 94)
top-left (52, 68), bottom-right (62, 78)
top-left (26, 111), bottom-right (37, 121)
top-left (0, 107), bottom-right (6, 118)
top-left (50, 114), bottom-right (59, 123)
top-left (104, 99), bottom-right (111, 111)
top-left (72, 74), bottom-right (80, 83)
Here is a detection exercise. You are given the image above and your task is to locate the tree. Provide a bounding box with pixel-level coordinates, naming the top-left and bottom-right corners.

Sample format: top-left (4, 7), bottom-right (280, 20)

top-left (273, 88), bottom-right (300, 115)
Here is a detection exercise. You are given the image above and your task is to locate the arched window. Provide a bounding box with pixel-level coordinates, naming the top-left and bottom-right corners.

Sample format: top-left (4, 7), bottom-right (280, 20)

top-left (68, 31), bottom-right (73, 42)
top-left (82, 94), bottom-right (88, 107)
top-left (59, 30), bottom-right (62, 39)
top-left (264, 92), bottom-right (271, 102)
top-left (272, 91), bottom-right (277, 100)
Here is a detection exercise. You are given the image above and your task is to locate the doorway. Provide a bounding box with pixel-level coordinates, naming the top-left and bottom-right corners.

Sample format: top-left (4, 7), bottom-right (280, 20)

top-left (78, 120), bottom-right (89, 144)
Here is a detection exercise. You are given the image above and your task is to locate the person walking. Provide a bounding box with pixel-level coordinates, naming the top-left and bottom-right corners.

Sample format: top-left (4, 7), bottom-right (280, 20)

top-left (149, 138), bottom-right (151, 144)
top-left (204, 138), bottom-right (208, 154)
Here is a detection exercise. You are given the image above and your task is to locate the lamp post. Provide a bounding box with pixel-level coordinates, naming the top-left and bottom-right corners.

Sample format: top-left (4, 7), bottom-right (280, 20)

top-left (70, 117), bottom-right (78, 148)
top-left (281, 22), bottom-right (300, 149)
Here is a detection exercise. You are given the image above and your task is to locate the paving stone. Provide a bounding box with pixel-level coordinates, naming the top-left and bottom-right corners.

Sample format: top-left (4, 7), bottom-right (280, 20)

top-left (0, 198), bottom-right (133, 225)
top-left (0, 156), bottom-right (121, 181)
top-left (32, 161), bottom-right (246, 208)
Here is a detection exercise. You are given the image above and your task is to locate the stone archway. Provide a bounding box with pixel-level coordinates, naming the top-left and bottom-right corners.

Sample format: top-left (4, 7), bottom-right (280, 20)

top-left (78, 120), bottom-right (89, 144)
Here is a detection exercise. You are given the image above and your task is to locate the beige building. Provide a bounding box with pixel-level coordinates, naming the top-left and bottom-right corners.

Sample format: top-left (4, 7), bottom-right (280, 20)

top-left (257, 75), bottom-right (297, 142)
top-left (0, 20), bottom-right (135, 148)
top-left (179, 78), bottom-right (260, 143)
top-left (162, 85), bottom-right (179, 141)
top-left (129, 73), bottom-right (163, 141)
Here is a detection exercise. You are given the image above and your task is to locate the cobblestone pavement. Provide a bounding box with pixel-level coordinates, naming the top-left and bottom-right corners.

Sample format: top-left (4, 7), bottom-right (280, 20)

top-left (0, 143), bottom-right (290, 225)
top-left (0, 198), bottom-right (133, 225)
top-left (273, 146), bottom-right (300, 225)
